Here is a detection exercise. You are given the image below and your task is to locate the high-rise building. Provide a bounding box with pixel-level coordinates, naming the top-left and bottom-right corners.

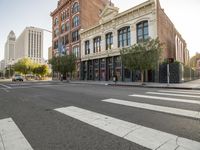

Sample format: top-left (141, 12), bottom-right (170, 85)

top-left (50, 0), bottom-right (110, 79)
top-left (0, 60), bottom-right (5, 70)
top-left (48, 46), bottom-right (52, 60)
top-left (4, 31), bottom-right (16, 67)
top-left (15, 27), bottom-right (44, 64)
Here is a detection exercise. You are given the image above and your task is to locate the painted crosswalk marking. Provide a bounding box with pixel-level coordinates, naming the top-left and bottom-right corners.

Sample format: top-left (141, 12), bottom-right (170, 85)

top-left (130, 94), bottom-right (200, 105)
top-left (158, 90), bottom-right (200, 95)
top-left (55, 106), bottom-right (200, 150)
top-left (146, 92), bottom-right (200, 98)
top-left (103, 98), bottom-right (200, 119)
top-left (0, 118), bottom-right (33, 150)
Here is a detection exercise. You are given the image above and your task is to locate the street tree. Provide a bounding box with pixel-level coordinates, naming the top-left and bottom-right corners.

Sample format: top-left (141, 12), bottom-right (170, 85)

top-left (120, 38), bottom-right (163, 83)
top-left (49, 54), bottom-right (76, 79)
top-left (190, 53), bottom-right (200, 68)
top-left (14, 58), bottom-right (34, 76)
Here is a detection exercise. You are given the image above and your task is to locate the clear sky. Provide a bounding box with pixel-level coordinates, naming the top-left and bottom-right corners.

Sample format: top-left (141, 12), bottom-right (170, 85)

top-left (0, 0), bottom-right (199, 61)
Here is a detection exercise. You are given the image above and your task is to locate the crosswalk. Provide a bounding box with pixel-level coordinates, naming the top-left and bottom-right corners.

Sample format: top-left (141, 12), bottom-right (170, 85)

top-left (0, 118), bottom-right (33, 150)
top-left (1, 88), bottom-right (200, 149)
top-left (0, 82), bottom-right (65, 90)
top-left (55, 89), bottom-right (200, 150)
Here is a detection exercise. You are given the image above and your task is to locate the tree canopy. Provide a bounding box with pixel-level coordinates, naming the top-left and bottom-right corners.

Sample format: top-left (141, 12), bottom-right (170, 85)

top-left (190, 53), bottom-right (200, 68)
top-left (120, 38), bottom-right (163, 83)
top-left (14, 58), bottom-right (34, 75)
top-left (49, 53), bottom-right (76, 78)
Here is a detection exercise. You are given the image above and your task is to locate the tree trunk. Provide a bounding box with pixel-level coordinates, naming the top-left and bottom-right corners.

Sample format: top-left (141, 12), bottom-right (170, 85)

top-left (141, 70), bottom-right (144, 85)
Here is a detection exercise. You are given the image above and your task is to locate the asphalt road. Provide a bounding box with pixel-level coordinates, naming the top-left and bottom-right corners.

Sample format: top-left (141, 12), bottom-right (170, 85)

top-left (0, 81), bottom-right (200, 150)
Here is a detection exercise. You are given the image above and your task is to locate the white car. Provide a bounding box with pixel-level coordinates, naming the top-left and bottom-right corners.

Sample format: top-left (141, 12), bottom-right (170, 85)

top-left (12, 75), bottom-right (24, 82)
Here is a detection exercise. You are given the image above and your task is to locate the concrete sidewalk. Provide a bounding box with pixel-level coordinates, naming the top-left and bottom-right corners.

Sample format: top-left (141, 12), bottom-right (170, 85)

top-left (67, 79), bottom-right (200, 90)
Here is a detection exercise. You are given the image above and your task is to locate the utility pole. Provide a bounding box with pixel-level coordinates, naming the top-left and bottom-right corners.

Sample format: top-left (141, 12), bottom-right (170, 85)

top-left (167, 63), bottom-right (170, 86)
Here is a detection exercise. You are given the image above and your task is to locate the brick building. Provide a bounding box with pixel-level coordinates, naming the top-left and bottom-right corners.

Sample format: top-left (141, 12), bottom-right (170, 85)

top-left (80, 0), bottom-right (189, 82)
top-left (50, 0), bottom-right (109, 79)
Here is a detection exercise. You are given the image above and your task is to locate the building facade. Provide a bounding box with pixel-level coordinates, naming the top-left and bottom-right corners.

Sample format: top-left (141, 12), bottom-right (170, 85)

top-left (80, 0), bottom-right (189, 82)
top-left (15, 27), bottom-right (44, 64)
top-left (4, 31), bottom-right (16, 67)
top-left (50, 0), bottom-right (110, 79)
top-left (48, 46), bottom-right (52, 60)
top-left (0, 60), bottom-right (5, 70)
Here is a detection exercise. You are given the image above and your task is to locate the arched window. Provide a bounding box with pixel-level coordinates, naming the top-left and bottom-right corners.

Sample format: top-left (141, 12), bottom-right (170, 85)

top-left (72, 2), bottom-right (79, 14)
top-left (136, 20), bottom-right (149, 43)
top-left (72, 15), bottom-right (80, 28)
top-left (118, 26), bottom-right (130, 47)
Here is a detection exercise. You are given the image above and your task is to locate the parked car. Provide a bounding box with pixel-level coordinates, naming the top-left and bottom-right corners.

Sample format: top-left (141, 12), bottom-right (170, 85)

top-left (12, 75), bottom-right (24, 82)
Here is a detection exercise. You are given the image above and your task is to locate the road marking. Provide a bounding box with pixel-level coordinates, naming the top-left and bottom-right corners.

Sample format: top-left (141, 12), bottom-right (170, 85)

top-left (146, 92), bottom-right (200, 98)
top-left (158, 90), bottom-right (200, 95)
top-left (8, 84), bottom-right (66, 89)
top-left (0, 84), bottom-right (11, 89)
top-left (0, 118), bottom-right (33, 150)
top-left (103, 98), bottom-right (200, 119)
top-left (163, 89), bottom-right (200, 93)
top-left (55, 106), bottom-right (200, 150)
top-left (130, 94), bottom-right (200, 105)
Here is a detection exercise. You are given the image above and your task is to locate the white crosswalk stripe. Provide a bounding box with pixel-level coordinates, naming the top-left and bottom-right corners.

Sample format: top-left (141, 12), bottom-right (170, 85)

top-left (0, 118), bottom-right (33, 150)
top-left (158, 90), bottom-right (200, 95)
top-left (130, 94), bottom-right (200, 105)
top-left (55, 106), bottom-right (200, 150)
top-left (146, 92), bottom-right (200, 98)
top-left (102, 98), bottom-right (200, 119)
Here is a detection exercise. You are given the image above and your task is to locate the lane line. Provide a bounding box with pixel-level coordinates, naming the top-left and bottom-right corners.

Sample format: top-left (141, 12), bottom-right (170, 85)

top-left (9, 84), bottom-right (66, 89)
top-left (146, 92), bottom-right (200, 98)
top-left (55, 106), bottom-right (200, 150)
top-left (0, 84), bottom-right (11, 89)
top-left (0, 118), bottom-right (33, 150)
top-left (158, 90), bottom-right (200, 95)
top-left (129, 94), bottom-right (200, 105)
top-left (102, 98), bottom-right (200, 119)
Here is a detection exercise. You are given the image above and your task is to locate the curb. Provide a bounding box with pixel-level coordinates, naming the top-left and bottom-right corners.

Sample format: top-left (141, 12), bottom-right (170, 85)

top-left (108, 83), bottom-right (200, 90)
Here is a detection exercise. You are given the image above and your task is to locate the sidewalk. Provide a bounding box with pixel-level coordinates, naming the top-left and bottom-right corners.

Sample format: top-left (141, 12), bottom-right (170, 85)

top-left (67, 79), bottom-right (200, 90)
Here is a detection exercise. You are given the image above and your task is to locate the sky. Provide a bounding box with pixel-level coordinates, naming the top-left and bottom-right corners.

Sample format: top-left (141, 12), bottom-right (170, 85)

top-left (0, 0), bottom-right (199, 61)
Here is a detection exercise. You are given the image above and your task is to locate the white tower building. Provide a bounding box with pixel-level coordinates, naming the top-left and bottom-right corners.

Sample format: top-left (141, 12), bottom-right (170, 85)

top-left (4, 31), bottom-right (16, 67)
top-left (15, 27), bottom-right (44, 64)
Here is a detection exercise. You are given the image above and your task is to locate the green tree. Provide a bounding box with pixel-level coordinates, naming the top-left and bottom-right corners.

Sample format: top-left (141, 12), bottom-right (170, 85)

top-left (120, 38), bottom-right (163, 83)
top-left (190, 53), bottom-right (200, 68)
top-left (49, 54), bottom-right (76, 79)
top-left (14, 58), bottom-right (34, 76)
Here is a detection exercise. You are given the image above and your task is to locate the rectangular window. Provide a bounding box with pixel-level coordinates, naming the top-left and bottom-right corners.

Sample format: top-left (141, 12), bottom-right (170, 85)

top-left (137, 21), bottom-right (149, 43)
top-left (106, 33), bottom-right (113, 50)
top-left (118, 27), bottom-right (130, 48)
top-left (72, 30), bottom-right (79, 42)
top-left (85, 40), bottom-right (90, 55)
top-left (73, 46), bottom-right (79, 57)
top-left (93, 37), bottom-right (101, 53)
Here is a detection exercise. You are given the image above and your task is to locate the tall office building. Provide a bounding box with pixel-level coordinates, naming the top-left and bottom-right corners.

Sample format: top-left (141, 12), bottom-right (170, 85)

top-left (4, 31), bottom-right (16, 67)
top-left (15, 27), bottom-right (44, 64)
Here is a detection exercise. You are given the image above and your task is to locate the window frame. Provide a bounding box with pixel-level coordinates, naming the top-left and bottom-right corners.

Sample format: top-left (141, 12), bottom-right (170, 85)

top-left (105, 32), bottom-right (113, 50)
top-left (136, 20), bottom-right (149, 43)
top-left (93, 36), bottom-right (101, 53)
top-left (118, 26), bottom-right (131, 48)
